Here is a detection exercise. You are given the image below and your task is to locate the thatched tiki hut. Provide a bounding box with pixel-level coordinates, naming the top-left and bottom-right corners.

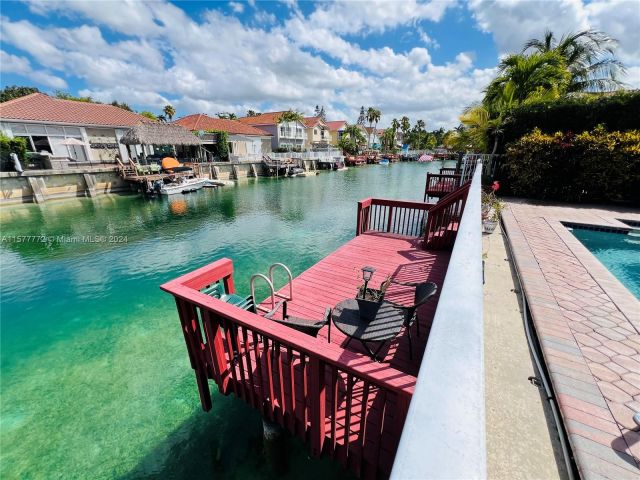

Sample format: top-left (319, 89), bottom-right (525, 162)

top-left (120, 122), bottom-right (202, 162)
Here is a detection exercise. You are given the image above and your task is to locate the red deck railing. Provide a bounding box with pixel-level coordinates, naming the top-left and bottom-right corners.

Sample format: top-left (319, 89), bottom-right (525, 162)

top-left (423, 182), bottom-right (471, 250)
top-left (161, 259), bottom-right (415, 478)
top-left (423, 173), bottom-right (461, 201)
top-left (356, 198), bottom-right (433, 238)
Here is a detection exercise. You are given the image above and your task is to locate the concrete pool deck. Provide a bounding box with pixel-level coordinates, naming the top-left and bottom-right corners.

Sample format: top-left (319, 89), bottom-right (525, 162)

top-left (502, 199), bottom-right (640, 479)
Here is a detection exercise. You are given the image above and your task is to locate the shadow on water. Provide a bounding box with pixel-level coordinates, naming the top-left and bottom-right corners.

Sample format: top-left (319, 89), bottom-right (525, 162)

top-left (121, 393), bottom-right (353, 480)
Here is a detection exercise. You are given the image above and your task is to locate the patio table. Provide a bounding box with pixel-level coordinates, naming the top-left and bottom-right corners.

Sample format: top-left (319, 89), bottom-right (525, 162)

top-left (331, 298), bottom-right (405, 362)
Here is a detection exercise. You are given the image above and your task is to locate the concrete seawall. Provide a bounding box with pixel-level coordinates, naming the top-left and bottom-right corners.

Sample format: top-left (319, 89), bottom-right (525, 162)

top-left (0, 159), bottom-right (325, 205)
top-left (0, 167), bottom-right (129, 205)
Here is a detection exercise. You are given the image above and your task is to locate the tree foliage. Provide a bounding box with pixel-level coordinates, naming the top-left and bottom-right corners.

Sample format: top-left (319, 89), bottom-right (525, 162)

top-left (55, 91), bottom-right (95, 102)
top-left (163, 105), bottom-right (176, 121)
top-left (277, 110), bottom-right (304, 124)
top-left (111, 100), bottom-right (132, 111)
top-left (338, 123), bottom-right (366, 155)
top-left (0, 85), bottom-right (39, 103)
top-left (140, 111), bottom-right (158, 121)
top-left (217, 112), bottom-right (237, 119)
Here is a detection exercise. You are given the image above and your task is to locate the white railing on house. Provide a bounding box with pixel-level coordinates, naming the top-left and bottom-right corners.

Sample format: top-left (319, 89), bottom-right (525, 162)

top-left (391, 163), bottom-right (485, 480)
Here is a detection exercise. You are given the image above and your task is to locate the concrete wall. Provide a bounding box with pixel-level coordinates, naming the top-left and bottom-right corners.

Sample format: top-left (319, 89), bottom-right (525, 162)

top-left (0, 167), bottom-right (129, 205)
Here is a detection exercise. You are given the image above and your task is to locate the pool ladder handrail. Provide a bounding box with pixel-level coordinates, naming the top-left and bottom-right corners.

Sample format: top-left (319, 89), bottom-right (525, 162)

top-left (250, 263), bottom-right (294, 313)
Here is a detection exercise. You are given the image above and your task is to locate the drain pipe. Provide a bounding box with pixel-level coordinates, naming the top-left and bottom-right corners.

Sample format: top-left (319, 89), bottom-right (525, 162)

top-left (500, 219), bottom-right (577, 480)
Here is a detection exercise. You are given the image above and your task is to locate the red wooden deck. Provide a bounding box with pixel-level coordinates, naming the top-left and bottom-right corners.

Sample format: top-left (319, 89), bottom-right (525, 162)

top-left (160, 189), bottom-right (471, 479)
top-left (262, 233), bottom-right (450, 375)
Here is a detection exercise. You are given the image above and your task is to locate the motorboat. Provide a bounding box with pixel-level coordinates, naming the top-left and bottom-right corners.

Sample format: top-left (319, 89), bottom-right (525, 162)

top-left (154, 177), bottom-right (208, 195)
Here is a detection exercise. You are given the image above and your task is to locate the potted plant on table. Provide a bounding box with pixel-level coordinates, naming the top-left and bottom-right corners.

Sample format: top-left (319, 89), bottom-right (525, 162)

top-left (482, 181), bottom-right (504, 234)
top-left (355, 266), bottom-right (391, 321)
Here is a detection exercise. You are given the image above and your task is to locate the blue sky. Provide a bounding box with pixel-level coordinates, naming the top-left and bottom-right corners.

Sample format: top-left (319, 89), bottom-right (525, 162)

top-left (1, 1), bottom-right (638, 128)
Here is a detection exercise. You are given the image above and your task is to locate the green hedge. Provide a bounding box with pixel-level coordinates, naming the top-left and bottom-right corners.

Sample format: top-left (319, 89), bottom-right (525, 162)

top-left (501, 91), bottom-right (640, 145)
top-left (504, 127), bottom-right (640, 204)
top-left (0, 134), bottom-right (28, 171)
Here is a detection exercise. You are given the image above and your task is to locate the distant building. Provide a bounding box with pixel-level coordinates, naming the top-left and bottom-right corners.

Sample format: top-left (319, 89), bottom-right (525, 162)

top-left (173, 113), bottom-right (272, 160)
top-left (358, 125), bottom-right (382, 149)
top-left (325, 120), bottom-right (347, 146)
top-left (0, 93), bottom-right (147, 167)
top-left (238, 111), bottom-right (306, 151)
top-left (302, 116), bottom-right (330, 148)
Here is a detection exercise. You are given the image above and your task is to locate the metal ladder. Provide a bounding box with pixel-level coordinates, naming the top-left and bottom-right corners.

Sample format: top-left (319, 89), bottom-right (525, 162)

top-left (250, 263), bottom-right (294, 313)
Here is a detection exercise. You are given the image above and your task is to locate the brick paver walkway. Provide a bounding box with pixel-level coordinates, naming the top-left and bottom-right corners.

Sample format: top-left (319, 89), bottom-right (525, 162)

top-left (502, 200), bottom-right (640, 479)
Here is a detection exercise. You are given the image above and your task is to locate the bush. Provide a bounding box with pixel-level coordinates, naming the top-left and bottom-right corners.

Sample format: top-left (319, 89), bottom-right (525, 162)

top-left (501, 91), bottom-right (640, 145)
top-left (0, 134), bottom-right (28, 171)
top-left (504, 127), bottom-right (640, 204)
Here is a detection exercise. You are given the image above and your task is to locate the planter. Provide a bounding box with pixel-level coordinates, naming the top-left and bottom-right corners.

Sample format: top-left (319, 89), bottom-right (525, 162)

top-left (356, 297), bottom-right (382, 321)
top-left (483, 219), bottom-right (498, 234)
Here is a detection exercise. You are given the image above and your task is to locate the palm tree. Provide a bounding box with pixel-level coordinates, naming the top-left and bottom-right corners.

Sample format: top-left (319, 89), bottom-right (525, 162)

top-left (338, 123), bottom-right (366, 155)
top-left (366, 107), bottom-right (376, 147)
top-left (390, 118), bottom-right (400, 147)
top-left (523, 29), bottom-right (625, 92)
top-left (371, 108), bottom-right (381, 147)
top-left (400, 116), bottom-right (411, 144)
top-left (163, 104), bottom-right (176, 121)
top-left (484, 51), bottom-right (570, 111)
top-left (459, 105), bottom-right (504, 154)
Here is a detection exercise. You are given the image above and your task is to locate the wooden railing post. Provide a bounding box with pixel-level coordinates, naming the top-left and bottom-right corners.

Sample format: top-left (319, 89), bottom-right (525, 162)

top-left (386, 206), bottom-right (394, 232)
top-left (356, 201), bottom-right (363, 236)
top-left (309, 357), bottom-right (326, 457)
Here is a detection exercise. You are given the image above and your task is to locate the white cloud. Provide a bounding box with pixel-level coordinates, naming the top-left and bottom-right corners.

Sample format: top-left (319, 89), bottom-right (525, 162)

top-left (229, 2), bottom-right (244, 14)
top-left (0, 50), bottom-right (67, 89)
top-left (3, 0), bottom-right (499, 128)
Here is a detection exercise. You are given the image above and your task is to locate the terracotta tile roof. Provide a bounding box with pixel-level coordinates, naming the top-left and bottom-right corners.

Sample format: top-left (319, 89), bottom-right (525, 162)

top-left (303, 116), bottom-right (325, 128)
top-left (173, 114), bottom-right (270, 136)
top-left (325, 120), bottom-right (347, 131)
top-left (0, 93), bottom-right (148, 127)
top-left (237, 111), bottom-right (287, 125)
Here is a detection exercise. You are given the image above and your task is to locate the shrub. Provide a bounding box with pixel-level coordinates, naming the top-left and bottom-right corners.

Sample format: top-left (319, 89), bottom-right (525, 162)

top-left (504, 127), bottom-right (640, 204)
top-left (501, 91), bottom-right (640, 145)
top-left (0, 134), bottom-right (28, 171)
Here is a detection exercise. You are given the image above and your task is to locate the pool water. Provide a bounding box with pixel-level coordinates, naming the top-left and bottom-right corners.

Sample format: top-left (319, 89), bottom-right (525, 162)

top-left (571, 227), bottom-right (640, 299)
top-left (0, 162), bottom-right (450, 479)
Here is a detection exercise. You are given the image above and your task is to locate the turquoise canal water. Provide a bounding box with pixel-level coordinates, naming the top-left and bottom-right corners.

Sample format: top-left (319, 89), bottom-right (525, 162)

top-left (0, 162), bottom-right (450, 479)
top-left (571, 227), bottom-right (640, 299)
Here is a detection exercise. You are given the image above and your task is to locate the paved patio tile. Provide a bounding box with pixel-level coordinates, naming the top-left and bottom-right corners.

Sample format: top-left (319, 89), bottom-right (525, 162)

top-left (502, 201), bottom-right (640, 477)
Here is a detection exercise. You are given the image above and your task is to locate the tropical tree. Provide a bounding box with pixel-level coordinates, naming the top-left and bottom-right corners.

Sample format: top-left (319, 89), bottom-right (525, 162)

top-left (0, 85), bottom-right (39, 103)
top-left (111, 100), bottom-right (132, 111)
top-left (459, 105), bottom-right (505, 154)
top-left (246, 110), bottom-right (260, 117)
top-left (400, 116), bottom-right (411, 144)
top-left (163, 104), bottom-right (176, 121)
top-left (277, 110), bottom-right (304, 123)
top-left (217, 112), bottom-right (237, 119)
top-left (522, 29), bottom-right (625, 92)
top-left (365, 107), bottom-right (382, 147)
top-left (338, 123), bottom-right (366, 155)
top-left (484, 51), bottom-right (570, 111)
top-left (140, 111), bottom-right (158, 121)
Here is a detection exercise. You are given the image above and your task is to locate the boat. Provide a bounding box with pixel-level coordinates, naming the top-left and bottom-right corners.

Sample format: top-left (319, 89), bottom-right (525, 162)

top-left (287, 167), bottom-right (306, 177)
top-left (418, 154), bottom-right (435, 163)
top-left (155, 177), bottom-right (208, 195)
top-left (379, 158), bottom-right (390, 165)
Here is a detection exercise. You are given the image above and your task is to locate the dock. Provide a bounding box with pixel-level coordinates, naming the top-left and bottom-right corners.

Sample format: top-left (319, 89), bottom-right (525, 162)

top-left (161, 171), bottom-right (475, 478)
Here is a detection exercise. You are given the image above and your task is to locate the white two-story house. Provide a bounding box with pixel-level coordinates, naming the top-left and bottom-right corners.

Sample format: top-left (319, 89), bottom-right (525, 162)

top-left (238, 112), bottom-right (306, 151)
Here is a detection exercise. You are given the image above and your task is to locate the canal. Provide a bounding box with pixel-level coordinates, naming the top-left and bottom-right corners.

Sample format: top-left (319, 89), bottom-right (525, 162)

top-left (0, 162), bottom-right (449, 479)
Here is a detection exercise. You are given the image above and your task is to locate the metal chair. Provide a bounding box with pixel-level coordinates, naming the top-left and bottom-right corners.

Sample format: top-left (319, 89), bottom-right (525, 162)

top-left (264, 300), bottom-right (331, 338)
top-left (385, 281), bottom-right (438, 359)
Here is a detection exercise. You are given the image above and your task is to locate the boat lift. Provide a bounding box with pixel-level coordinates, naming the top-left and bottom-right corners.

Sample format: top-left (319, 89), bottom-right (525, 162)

top-left (250, 263), bottom-right (294, 314)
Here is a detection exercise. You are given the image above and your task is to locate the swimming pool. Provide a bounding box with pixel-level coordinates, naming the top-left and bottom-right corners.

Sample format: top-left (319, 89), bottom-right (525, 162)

top-left (571, 227), bottom-right (640, 299)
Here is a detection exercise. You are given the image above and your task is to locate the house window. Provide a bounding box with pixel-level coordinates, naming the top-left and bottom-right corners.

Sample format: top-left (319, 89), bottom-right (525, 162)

top-left (314, 129), bottom-right (318, 135)
top-left (280, 127), bottom-right (285, 136)
top-left (31, 136), bottom-right (52, 154)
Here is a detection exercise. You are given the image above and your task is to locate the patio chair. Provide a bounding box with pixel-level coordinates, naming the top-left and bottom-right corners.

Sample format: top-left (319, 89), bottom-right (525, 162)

top-left (264, 300), bottom-right (331, 338)
top-left (385, 280), bottom-right (438, 359)
top-left (201, 282), bottom-right (255, 311)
